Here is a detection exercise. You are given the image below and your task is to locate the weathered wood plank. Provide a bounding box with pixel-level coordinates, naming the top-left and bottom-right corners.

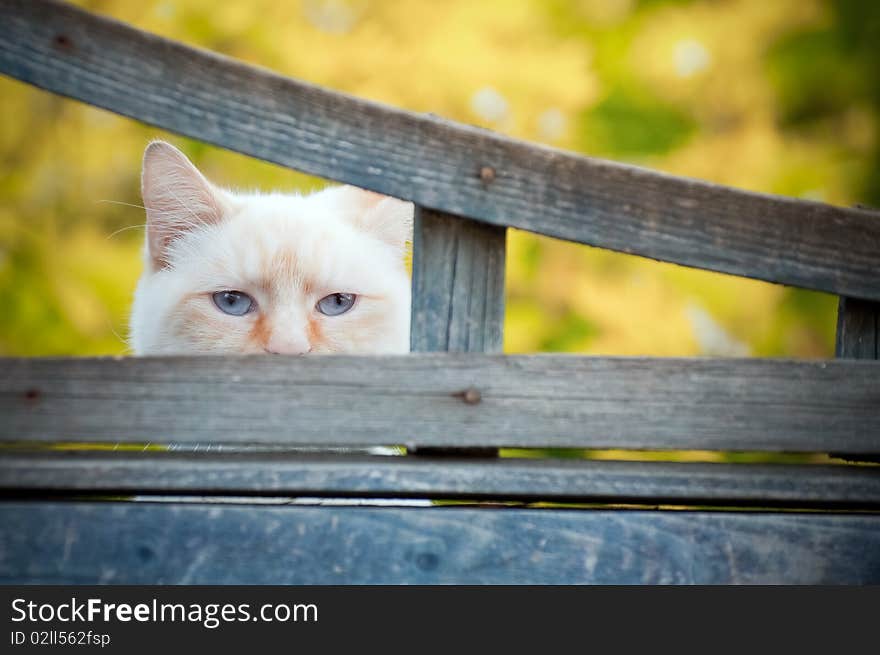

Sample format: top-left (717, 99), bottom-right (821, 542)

top-left (836, 297), bottom-right (879, 359)
top-left (410, 207), bottom-right (506, 353)
top-left (1, 355), bottom-right (879, 453)
top-left (2, 451), bottom-right (879, 509)
top-left (1, 501), bottom-right (878, 583)
top-left (1, 1), bottom-right (879, 298)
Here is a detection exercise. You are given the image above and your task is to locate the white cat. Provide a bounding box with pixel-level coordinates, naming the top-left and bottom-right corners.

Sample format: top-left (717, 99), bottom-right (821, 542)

top-left (130, 141), bottom-right (412, 355)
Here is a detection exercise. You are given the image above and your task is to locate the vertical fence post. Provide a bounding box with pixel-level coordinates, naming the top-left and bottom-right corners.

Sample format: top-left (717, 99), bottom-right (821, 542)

top-left (410, 205), bottom-right (507, 455)
top-left (836, 297), bottom-right (879, 359)
top-left (831, 200), bottom-right (878, 460)
top-left (837, 205), bottom-right (880, 361)
top-left (834, 296), bottom-right (878, 462)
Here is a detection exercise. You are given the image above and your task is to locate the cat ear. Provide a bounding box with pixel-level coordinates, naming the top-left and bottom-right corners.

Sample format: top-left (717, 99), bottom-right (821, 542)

top-left (334, 186), bottom-right (413, 253)
top-left (141, 140), bottom-right (232, 270)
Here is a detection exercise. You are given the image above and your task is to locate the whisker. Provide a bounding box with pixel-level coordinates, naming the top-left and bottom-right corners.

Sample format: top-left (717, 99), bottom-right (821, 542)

top-left (105, 318), bottom-right (131, 350)
top-left (96, 199), bottom-right (178, 215)
top-left (105, 224), bottom-right (147, 240)
top-left (97, 199), bottom-right (149, 211)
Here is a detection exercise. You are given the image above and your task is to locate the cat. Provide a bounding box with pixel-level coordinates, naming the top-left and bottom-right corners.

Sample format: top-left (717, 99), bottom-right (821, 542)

top-left (129, 141), bottom-right (412, 355)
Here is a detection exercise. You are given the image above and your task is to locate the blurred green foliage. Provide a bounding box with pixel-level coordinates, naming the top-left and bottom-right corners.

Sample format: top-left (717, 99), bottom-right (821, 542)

top-left (580, 87), bottom-right (697, 156)
top-left (1, 0), bottom-right (877, 358)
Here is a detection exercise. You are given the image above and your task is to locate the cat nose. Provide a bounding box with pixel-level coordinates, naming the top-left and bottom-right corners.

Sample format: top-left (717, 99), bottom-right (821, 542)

top-left (264, 333), bottom-right (311, 355)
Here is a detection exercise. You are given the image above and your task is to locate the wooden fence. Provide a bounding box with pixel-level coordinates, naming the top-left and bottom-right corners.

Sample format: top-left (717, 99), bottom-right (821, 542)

top-left (1, 0), bottom-right (879, 584)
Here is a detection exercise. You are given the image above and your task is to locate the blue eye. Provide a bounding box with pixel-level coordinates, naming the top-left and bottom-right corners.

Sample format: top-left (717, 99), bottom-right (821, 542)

top-left (316, 293), bottom-right (356, 316)
top-left (212, 290), bottom-right (254, 316)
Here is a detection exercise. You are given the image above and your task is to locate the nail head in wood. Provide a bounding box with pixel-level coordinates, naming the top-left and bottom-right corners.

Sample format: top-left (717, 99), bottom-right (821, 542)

top-left (462, 387), bottom-right (482, 405)
top-left (52, 34), bottom-right (73, 50)
top-left (479, 166), bottom-right (495, 183)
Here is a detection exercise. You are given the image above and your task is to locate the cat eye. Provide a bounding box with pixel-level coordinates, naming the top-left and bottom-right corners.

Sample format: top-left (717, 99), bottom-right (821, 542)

top-left (316, 293), bottom-right (357, 316)
top-left (212, 290), bottom-right (255, 316)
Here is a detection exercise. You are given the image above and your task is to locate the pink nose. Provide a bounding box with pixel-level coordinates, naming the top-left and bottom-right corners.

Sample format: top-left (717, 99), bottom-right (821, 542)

top-left (264, 333), bottom-right (311, 355)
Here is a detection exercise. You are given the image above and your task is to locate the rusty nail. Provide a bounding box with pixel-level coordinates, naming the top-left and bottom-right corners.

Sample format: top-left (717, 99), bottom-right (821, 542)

top-left (53, 34), bottom-right (73, 49)
top-left (23, 388), bottom-right (40, 401)
top-left (479, 166), bottom-right (495, 183)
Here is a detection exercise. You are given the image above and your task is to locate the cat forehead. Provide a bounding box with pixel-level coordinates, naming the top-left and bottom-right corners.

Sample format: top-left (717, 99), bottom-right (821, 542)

top-left (169, 197), bottom-right (399, 293)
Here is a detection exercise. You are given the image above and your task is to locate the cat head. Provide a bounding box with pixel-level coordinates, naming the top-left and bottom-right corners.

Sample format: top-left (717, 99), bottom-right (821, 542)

top-left (130, 141), bottom-right (412, 355)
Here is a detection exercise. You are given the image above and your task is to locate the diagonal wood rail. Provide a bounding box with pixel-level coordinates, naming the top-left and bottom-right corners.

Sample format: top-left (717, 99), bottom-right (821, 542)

top-left (1, 0), bottom-right (879, 299)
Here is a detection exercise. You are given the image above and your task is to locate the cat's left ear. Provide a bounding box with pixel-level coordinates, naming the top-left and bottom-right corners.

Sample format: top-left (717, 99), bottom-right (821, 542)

top-left (141, 140), bottom-right (233, 271)
top-left (336, 186), bottom-right (413, 253)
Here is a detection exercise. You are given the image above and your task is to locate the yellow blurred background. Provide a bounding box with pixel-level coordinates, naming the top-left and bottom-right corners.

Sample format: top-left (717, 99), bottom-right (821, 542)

top-left (2, 0), bottom-right (877, 357)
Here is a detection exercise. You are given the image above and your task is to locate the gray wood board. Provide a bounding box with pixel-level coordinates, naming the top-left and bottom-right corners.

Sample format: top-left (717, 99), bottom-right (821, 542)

top-left (2, 451), bottom-right (880, 508)
top-left (2, 0), bottom-right (879, 298)
top-left (411, 207), bottom-right (506, 353)
top-left (2, 355), bottom-right (879, 453)
top-left (836, 297), bottom-right (879, 359)
top-left (1, 501), bottom-right (878, 583)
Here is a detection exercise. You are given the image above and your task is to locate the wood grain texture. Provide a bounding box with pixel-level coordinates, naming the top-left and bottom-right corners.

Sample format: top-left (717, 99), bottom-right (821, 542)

top-left (836, 297), bottom-right (879, 359)
top-left (409, 206), bottom-right (505, 456)
top-left (1, 355), bottom-right (879, 453)
top-left (833, 297), bottom-right (879, 462)
top-left (410, 207), bottom-right (506, 353)
top-left (2, 0), bottom-right (879, 298)
top-left (2, 451), bottom-right (880, 509)
top-left (1, 501), bottom-right (878, 584)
